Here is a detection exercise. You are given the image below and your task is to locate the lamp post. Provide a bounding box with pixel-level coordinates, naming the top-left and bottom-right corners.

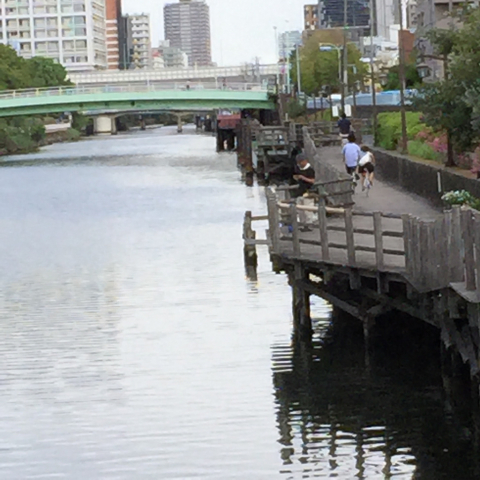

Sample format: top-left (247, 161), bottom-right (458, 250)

top-left (319, 43), bottom-right (343, 108)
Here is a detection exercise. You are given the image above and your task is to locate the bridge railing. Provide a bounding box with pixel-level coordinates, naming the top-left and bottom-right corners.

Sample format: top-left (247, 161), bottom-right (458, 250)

top-left (0, 82), bottom-right (269, 100)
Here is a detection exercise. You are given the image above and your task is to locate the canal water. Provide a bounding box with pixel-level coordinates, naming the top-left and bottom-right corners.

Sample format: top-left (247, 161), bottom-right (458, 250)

top-left (0, 126), bottom-right (477, 479)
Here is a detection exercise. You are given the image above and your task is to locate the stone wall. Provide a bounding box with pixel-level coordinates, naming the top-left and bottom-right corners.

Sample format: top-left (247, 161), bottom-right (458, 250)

top-left (372, 148), bottom-right (480, 207)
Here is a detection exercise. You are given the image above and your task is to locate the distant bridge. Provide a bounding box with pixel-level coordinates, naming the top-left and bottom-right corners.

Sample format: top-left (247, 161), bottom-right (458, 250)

top-left (0, 82), bottom-right (275, 134)
top-left (67, 64), bottom-right (279, 87)
top-left (0, 82), bottom-right (274, 116)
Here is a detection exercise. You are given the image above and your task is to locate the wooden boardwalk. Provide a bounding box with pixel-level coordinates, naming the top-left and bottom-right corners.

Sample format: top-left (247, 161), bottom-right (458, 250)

top-left (245, 125), bottom-right (480, 381)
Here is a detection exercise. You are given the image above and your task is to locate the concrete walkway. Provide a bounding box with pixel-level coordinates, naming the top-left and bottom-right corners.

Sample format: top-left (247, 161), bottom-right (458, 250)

top-left (317, 145), bottom-right (441, 220)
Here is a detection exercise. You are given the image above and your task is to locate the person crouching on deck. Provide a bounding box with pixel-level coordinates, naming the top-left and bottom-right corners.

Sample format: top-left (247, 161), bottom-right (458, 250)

top-left (293, 153), bottom-right (316, 197)
top-left (358, 145), bottom-right (375, 189)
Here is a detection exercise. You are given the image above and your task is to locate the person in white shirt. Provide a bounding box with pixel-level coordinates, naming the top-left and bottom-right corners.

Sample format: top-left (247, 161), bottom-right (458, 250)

top-left (358, 145), bottom-right (375, 190)
top-left (342, 133), bottom-right (361, 175)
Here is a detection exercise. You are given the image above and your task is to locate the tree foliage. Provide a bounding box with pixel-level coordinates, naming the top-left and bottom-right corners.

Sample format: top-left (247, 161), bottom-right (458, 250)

top-left (413, 6), bottom-right (480, 164)
top-left (290, 35), bottom-right (368, 96)
top-left (0, 44), bottom-right (70, 91)
top-left (382, 63), bottom-right (422, 91)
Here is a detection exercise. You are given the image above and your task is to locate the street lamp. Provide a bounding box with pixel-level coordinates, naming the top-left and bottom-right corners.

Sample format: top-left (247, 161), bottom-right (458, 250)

top-left (416, 62), bottom-right (431, 79)
top-left (319, 44), bottom-right (343, 108)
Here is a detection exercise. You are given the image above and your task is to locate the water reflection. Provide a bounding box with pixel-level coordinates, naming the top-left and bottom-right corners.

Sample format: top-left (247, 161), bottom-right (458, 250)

top-left (272, 312), bottom-right (480, 479)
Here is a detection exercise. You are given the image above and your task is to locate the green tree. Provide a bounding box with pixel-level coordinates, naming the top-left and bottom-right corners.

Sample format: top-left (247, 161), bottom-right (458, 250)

top-left (290, 36), bottom-right (367, 96)
top-left (25, 56), bottom-right (71, 88)
top-left (0, 44), bottom-right (31, 90)
top-left (382, 63), bottom-right (422, 91)
top-left (414, 7), bottom-right (480, 166)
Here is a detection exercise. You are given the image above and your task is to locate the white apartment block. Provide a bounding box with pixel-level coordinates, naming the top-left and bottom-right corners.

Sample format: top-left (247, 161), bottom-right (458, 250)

top-left (0, 0), bottom-right (107, 71)
top-left (130, 13), bottom-right (151, 69)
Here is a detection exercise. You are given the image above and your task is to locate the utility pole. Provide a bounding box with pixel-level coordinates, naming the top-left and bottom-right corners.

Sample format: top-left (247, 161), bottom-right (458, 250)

top-left (296, 43), bottom-right (302, 95)
top-left (369, 0), bottom-right (377, 143)
top-left (398, 0), bottom-right (408, 154)
top-left (342, 0), bottom-right (348, 113)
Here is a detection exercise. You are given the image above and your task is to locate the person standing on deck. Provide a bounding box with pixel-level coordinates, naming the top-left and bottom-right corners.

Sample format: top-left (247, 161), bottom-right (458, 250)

top-left (342, 133), bottom-right (361, 175)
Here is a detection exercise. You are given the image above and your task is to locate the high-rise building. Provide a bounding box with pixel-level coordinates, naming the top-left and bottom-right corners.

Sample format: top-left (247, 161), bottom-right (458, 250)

top-left (317, 0), bottom-right (371, 34)
top-left (106, 0), bottom-right (122, 69)
top-left (0, 0), bottom-right (107, 71)
top-left (376, 0), bottom-right (400, 39)
top-left (164, 0), bottom-right (212, 67)
top-left (157, 40), bottom-right (189, 68)
top-left (304, 4), bottom-right (319, 30)
top-left (278, 31), bottom-right (302, 60)
top-left (130, 14), bottom-right (151, 69)
top-left (119, 15), bottom-right (134, 69)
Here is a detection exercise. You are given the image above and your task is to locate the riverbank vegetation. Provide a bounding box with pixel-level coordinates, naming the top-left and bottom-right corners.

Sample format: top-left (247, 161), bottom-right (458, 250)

top-left (0, 45), bottom-right (83, 155)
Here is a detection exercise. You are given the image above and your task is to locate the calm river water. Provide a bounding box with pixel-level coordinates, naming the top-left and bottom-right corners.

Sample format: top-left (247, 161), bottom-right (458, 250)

top-left (0, 126), bottom-right (477, 479)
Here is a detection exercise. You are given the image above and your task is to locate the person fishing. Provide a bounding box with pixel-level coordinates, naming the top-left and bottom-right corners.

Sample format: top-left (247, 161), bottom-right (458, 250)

top-left (292, 153), bottom-right (315, 197)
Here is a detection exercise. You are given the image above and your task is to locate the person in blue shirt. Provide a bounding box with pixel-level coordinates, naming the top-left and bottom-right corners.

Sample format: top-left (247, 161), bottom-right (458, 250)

top-left (342, 133), bottom-right (361, 175)
top-left (337, 113), bottom-right (352, 135)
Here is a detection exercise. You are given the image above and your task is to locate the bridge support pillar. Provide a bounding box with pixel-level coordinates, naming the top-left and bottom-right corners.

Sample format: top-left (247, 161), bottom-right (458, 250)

top-left (177, 116), bottom-right (183, 133)
top-left (94, 115), bottom-right (117, 135)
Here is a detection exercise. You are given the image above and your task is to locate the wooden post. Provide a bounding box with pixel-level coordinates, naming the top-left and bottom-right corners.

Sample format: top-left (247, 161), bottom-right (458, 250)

top-left (266, 190), bottom-right (281, 254)
top-left (411, 217), bottom-right (420, 283)
top-left (450, 206), bottom-right (464, 282)
top-left (290, 203), bottom-right (301, 257)
top-left (292, 262), bottom-right (312, 337)
top-left (462, 209), bottom-right (476, 291)
top-left (419, 221), bottom-right (429, 288)
top-left (243, 211), bottom-right (258, 270)
top-left (402, 214), bottom-right (412, 275)
top-left (344, 207), bottom-right (356, 266)
top-left (373, 212), bottom-right (384, 270)
top-left (474, 212), bottom-right (480, 295)
top-left (317, 196), bottom-right (330, 261)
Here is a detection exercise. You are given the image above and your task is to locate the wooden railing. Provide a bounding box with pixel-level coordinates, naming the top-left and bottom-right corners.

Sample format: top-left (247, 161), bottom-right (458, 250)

top-left (303, 127), bottom-right (353, 207)
top-left (266, 187), bottom-right (480, 295)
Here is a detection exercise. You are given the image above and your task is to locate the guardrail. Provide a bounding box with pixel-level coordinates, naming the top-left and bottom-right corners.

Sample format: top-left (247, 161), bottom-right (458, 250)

top-left (0, 82), bottom-right (269, 100)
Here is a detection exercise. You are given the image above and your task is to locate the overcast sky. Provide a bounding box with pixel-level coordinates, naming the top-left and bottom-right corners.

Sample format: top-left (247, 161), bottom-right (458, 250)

top-left (122, 0), bottom-right (308, 65)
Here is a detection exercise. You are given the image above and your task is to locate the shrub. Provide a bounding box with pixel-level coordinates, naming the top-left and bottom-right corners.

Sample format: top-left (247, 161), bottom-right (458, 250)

top-left (376, 111), bottom-right (425, 150)
top-left (442, 190), bottom-right (480, 211)
top-left (66, 128), bottom-right (81, 142)
top-left (287, 98), bottom-right (306, 119)
top-left (407, 140), bottom-right (439, 161)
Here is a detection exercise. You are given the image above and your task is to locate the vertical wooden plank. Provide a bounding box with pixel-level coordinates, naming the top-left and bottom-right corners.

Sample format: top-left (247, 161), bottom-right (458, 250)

top-left (344, 207), bottom-right (356, 266)
top-left (474, 212), bottom-right (480, 295)
top-left (462, 209), bottom-right (476, 291)
top-left (419, 221), bottom-right (429, 288)
top-left (266, 189), bottom-right (280, 253)
top-left (450, 206), bottom-right (464, 282)
top-left (427, 221), bottom-right (437, 289)
top-left (373, 212), bottom-right (384, 270)
top-left (402, 214), bottom-right (411, 275)
top-left (410, 217), bottom-right (419, 283)
top-left (290, 203), bottom-right (301, 257)
top-left (317, 196), bottom-right (330, 261)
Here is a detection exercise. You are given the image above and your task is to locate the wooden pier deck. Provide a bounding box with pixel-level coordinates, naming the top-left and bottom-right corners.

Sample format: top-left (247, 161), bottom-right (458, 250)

top-left (245, 125), bottom-right (480, 383)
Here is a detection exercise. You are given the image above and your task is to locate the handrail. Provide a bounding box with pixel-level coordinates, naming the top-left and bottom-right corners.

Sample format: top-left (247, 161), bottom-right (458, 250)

top-left (0, 82), bottom-right (268, 100)
top-left (269, 186), bottom-right (479, 294)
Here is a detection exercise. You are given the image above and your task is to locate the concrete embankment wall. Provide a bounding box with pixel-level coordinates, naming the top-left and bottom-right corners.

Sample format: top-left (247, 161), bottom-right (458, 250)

top-left (372, 148), bottom-right (480, 207)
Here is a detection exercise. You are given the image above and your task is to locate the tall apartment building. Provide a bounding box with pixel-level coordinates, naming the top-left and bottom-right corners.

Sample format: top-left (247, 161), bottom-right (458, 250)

top-left (129, 13), bottom-right (151, 69)
top-left (376, 0), bottom-right (400, 40)
top-left (157, 40), bottom-right (188, 68)
top-left (317, 0), bottom-right (371, 34)
top-left (0, 0), bottom-right (107, 71)
top-left (119, 14), bottom-right (133, 69)
top-left (164, 0), bottom-right (212, 67)
top-left (106, 0), bottom-right (122, 69)
top-left (304, 4), bottom-right (319, 30)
